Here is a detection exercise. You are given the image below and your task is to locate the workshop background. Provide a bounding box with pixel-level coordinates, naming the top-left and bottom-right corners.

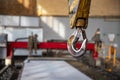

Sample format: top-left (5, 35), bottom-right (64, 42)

top-left (0, 0), bottom-right (120, 57)
top-left (0, 0), bottom-right (120, 80)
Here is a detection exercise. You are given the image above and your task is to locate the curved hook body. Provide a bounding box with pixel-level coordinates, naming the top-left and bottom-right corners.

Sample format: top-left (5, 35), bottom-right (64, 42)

top-left (67, 29), bottom-right (87, 57)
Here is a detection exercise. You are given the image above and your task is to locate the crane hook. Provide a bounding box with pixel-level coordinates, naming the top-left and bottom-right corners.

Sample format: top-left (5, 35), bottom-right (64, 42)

top-left (67, 28), bottom-right (87, 57)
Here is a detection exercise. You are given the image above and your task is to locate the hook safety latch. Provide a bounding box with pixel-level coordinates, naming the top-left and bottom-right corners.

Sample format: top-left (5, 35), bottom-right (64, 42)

top-left (67, 28), bottom-right (87, 57)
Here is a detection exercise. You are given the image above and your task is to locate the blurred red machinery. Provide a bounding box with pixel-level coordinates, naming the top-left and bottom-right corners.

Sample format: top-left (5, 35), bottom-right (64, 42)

top-left (7, 41), bottom-right (98, 59)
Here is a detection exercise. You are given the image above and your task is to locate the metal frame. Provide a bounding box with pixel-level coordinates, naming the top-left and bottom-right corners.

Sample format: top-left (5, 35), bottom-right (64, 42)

top-left (7, 41), bottom-right (98, 59)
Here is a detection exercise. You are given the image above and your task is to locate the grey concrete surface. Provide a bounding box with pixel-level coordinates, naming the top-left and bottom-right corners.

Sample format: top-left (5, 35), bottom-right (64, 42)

top-left (20, 61), bottom-right (92, 80)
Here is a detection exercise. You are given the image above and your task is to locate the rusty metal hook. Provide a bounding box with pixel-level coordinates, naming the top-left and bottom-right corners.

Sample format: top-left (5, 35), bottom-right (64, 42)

top-left (67, 28), bottom-right (87, 57)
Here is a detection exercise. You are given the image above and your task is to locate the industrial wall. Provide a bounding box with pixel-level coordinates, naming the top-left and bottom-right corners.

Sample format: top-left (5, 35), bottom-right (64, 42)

top-left (0, 15), bottom-right (120, 57)
top-left (40, 16), bottom-right (120, 57)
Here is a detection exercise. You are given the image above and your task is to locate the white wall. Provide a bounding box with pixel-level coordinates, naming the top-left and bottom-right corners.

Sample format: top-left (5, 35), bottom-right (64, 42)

top-left (0, 15), bottom-right (43, 56)
top-left (0, 15), bottom-right (43, 41)
top-left (4, 28), bottom-right (43, 42)
top-left (39, 16), bottom-right (120, 57)
top-left (0, 15), bottom-right (39, 27)
top-left (87, 18), bottom-right (120, 57)
top-left (0, 15), bottom-right (120, 57)
top-left (40, 16), bottom-right (74, 41)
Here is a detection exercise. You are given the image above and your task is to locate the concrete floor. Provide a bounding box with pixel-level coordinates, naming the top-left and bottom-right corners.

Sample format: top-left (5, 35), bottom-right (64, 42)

top-left (20, 60), bottom-right (92, 80)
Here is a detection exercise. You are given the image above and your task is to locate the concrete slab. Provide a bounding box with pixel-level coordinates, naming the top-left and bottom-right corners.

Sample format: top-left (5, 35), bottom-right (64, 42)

top-left (20, 61), bottom-right (92, 80)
